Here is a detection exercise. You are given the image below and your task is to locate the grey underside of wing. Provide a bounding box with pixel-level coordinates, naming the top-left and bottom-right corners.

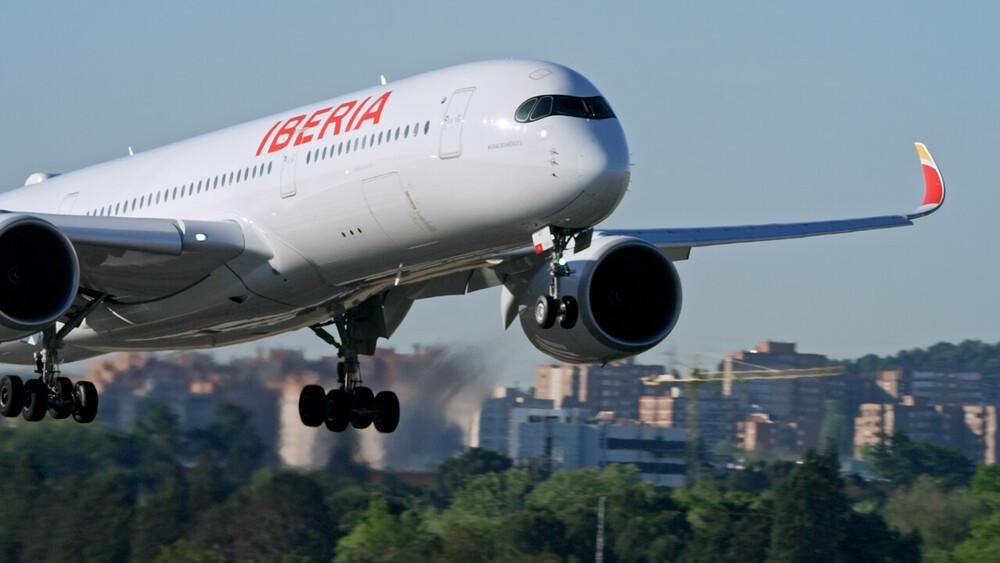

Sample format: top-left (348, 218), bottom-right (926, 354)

top-left (34, 213), bottom-right (246, 302)
top-left (603, 214), bottom-right (913, 258)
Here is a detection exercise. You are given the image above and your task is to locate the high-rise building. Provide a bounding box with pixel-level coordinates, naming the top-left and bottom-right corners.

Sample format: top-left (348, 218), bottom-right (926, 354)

top-left (853, 396), bottom-right (967, 458)
top-left (478, 388), bottom-right (553, 456)
top-left (534, 360), bottom-right (664, 419)
top-left (724, 341), bottom-right (841, 449)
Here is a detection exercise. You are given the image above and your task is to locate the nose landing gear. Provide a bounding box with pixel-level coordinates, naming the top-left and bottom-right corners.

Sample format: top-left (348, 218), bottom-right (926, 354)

top-left (296, 312), bottom-right (400, 433)
top-left (531, 226), bottom-right (589, 330)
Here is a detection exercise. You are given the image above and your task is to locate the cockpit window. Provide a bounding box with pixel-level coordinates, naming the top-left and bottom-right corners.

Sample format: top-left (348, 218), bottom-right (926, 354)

top-left (514, 98), bottom-right (536, 121)
top-left (514, 95), bottom-right (616, 123)
top-left (530, 96), bottom-right (553, 121)
top-left (553, 96), bottom-right (589, 118)
top-left (584, 96), bottom-right (615, 119)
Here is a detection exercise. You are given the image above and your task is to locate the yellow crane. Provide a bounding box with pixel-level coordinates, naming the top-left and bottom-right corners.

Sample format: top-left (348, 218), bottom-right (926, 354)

top-left (642, 360), bottom-right (844, 477)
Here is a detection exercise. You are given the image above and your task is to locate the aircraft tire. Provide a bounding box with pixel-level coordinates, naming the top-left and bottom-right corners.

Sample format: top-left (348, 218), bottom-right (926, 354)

top-left (559, 296), bottom-right (579, 329)
top-left (374, 391), bottom-right (400, 434)
top-left (325, 389), bottom-right (351, 432)
top-left (0, 375), bottom-right (23, 417)
top-left (72, 381), bottom-right (98, 424)
top-left (48, 377), bottom-right (74, 419)
top-left (298, 385), bottom-right (326, 427)
top-left (534, 295), bottom-right (557, 329)
top-left (21, 379), bottom-right (47, 422)
top-left (350, 387), bottom-right (375, 429)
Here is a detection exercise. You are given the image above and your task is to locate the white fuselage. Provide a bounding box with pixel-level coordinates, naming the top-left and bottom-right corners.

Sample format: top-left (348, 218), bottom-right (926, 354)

top-left (0, 60), bottom-right (630, 361)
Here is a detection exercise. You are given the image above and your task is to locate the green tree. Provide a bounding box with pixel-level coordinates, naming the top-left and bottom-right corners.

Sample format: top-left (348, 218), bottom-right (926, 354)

top-left (819, 400), bottom-right (852, 458)
top-left (131, 463), bottom-right (189, 562)
top-left (768, 449), bottom-right (848, 563)
top-left (527, 464), bottom-right (689, 562)
top-left (433, 467), bottom-right (534, 561)
top-left (950, 511), bottom-right (1000, 563)
top-left (840, 511), bottom-right (921, 563)
top-left (155, 539), bottom-right (226, 563)
top-left (334, 497), bottom-right (438, 562)
top-left (883, 475), bottom-right (981, 554)
top-left (868, 432), bottom-right (975, 489)
top-left (188, 404), bottom-right (265, 484)
top-left (20, 474), bottom-right (133, 563)
top-left (682, 494), bottom-right (771, 563)
top-left (0, 455), bottom-right (43, 561)
top-left (134, 403), bottom-right (185, 461)
top-left (430, 447), bottom-right (512, 504)
top-left (227, 472), bottom-right (334, 563)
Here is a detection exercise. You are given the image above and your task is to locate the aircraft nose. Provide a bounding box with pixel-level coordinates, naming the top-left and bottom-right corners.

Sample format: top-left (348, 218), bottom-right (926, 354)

top-left (577, 120), bottom-right (630, 205)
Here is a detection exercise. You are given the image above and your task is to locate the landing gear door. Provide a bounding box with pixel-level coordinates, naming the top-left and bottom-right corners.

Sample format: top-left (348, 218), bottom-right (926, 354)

top-left (438, 88), bottom-right (476, 159)
top-left (280, 150), bottom-right (298, 198)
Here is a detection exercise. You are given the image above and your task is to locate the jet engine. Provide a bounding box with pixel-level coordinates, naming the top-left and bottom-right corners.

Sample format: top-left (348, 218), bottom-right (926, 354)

top-left (0, 215), bottom-right (79, 340)
top-left (515, 234), bottom-right (681, 363)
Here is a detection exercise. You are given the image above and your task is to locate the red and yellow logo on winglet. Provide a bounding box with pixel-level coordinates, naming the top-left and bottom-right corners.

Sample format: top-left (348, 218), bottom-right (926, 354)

top-left (915, 142), bottom-right (944, 208)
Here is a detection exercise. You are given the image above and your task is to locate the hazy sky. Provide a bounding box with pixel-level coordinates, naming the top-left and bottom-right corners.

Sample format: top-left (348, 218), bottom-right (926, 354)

top-left (1, 1), bottom-right (997, 381)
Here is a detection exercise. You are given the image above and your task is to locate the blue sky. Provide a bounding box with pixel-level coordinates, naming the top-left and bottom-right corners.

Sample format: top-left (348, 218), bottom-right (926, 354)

top-left (1, 1), bottom-right (997, 380)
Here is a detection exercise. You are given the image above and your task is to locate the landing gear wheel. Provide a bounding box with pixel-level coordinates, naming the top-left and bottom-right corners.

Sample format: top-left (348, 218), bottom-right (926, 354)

top-left (559, 296), bottom-right (579, 329)
top-left (298, 385), bottom-right (325, 427)
top-left (350, 387), bottom-right (375, 429)
top-left (325, 389), bottom-right (351, 432)
top-left (72, 381), bottom-right (98, 424)
top-left (534, 295), bottom-right (557, 329)
top-left (374, 391), bottom-right (400, 434)
top-left (0, 375), bottom-right (23, 417)
top-left (48, 377), bottom-right (74, 419)
top-left (21, 379), bottom-right (47, 422)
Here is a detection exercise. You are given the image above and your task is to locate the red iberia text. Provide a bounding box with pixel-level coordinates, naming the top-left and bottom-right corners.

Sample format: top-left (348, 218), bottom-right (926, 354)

top-left (255, 91), bottom-right (392, 156)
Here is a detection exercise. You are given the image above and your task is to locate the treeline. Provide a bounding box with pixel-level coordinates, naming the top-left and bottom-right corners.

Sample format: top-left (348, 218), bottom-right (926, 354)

top-left (841, 340), bottom-right (1000, 377)
top-left (1, 405), bottom-right (999, 562)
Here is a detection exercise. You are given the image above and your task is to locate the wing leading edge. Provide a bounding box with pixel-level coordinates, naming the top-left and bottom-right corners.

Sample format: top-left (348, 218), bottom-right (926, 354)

top-left (603, 143), bottom-right (945, 260)
top-left (0, 212), bottom-right (247, 302)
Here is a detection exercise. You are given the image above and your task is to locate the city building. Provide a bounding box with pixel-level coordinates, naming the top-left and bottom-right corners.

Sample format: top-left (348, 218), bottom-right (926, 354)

top-left (853, 396), bottom-right (967, 458)
top-left (534, 360), bottom-right (664, 419)
top-left (478, 387), bottom-right (553, 455)
top-left (738, 412), bottom-right (800, 457)
top-left (638, 393), bottom-right (685, 428)
top-left (515, 417), bottom-right (687, 487)
top-left (724, 341), bottom-right (842, 450)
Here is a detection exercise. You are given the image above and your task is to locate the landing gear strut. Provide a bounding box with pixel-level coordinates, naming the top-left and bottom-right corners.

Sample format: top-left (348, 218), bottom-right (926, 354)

top-left (297, 312), bottom-right (400, 433)
top-left (532, 226), bottom-right (589, 330)
top-left (0, 295), bottom-right (105, 424)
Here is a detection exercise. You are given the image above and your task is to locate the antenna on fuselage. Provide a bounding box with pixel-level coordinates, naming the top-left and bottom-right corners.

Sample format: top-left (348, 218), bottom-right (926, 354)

top-left (127, 146), bottom-right (135, 156)
top-left (379, 74), bottom-right (387, 86)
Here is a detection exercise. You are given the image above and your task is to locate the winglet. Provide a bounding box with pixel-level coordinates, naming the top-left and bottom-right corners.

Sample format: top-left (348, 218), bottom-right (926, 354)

top-left (908, 142), bottom-right (945, 218)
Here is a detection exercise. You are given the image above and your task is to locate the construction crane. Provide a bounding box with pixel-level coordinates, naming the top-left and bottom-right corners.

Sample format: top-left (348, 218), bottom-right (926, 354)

top-left (642, 359), bottom-right (844, 478)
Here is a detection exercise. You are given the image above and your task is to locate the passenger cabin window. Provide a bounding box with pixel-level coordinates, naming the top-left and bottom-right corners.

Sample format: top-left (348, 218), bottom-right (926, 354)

top-left (514, 95), bottom-right (616, 123)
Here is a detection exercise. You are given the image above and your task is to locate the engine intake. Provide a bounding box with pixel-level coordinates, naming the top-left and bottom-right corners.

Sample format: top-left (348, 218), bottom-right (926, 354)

top-left (0, 215), bottom-right (79, 339)
top-left (516, 235), bottom-right (682, 363)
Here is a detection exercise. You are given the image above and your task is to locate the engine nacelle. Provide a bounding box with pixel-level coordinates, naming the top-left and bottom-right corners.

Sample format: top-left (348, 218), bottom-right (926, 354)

top-left (0, 215), bottom-right (79, 340)
top-left (516, 235), bottom-right (682, 363)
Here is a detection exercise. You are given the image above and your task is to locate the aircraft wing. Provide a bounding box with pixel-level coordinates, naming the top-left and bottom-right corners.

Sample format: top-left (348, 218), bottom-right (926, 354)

top-left (2, 212), bottom-right (246, 302)
top-left (602, 143), bottom-right (945, 260)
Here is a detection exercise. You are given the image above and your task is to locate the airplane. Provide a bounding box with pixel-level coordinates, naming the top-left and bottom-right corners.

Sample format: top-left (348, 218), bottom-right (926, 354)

top-left (0, 59), bottom-right (945, 433)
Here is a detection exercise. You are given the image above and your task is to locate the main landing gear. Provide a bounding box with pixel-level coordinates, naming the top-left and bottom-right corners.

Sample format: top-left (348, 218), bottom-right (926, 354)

top-left (0, 296), bottom-right (105, 424)
top-left (532, 226), bottom-right (590, 330)
top-left (297, 313), bottom-right (400, 433)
